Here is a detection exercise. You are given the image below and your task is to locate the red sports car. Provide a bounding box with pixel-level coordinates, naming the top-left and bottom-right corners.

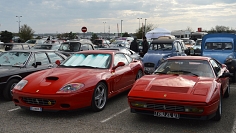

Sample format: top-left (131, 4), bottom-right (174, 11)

top-left (12, 50), bottom-right (144, 112)
top-left (128, 56), bottom-right (232, 121)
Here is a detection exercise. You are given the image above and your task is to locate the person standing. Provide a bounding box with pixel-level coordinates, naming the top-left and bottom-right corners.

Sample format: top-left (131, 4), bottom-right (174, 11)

top-left (141, 36), bottom-right (149, 57)
top-left (130, 38), bottom-right (139, 53)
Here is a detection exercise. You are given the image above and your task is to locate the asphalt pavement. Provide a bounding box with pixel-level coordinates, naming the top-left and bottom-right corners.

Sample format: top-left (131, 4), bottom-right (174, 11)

top-left (1, 84), bottom-right (236, 133)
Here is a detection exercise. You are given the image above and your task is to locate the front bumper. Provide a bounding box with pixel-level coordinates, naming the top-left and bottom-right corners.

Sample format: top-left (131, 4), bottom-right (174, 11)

top-left (12, 90), bottom-right (93, 111)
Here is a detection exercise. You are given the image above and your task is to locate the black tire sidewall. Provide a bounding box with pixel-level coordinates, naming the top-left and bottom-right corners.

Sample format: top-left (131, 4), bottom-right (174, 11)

top-left (91, 82), bottom-right (107, 112)
top-left (3, 79), bottom-right (20, 101)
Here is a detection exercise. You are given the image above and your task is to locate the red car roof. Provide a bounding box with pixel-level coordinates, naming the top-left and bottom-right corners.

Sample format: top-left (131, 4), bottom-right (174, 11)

top-left (167, 56), bottom-right (211, 61)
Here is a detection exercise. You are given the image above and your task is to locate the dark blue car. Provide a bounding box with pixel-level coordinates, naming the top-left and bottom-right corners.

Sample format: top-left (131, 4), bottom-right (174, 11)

top-left (142, 39), bottom-right (186, 74)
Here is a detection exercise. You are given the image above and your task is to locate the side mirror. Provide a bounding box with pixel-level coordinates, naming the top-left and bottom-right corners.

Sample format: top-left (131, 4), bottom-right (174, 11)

top-left (219, 72), bottom-right (233, 78)
top-left (32, 62), bottom-right (42, 68)
top-left (55, 60), bottom-right (61, 66)
top-left (112, 62), bottom-right (125, 70)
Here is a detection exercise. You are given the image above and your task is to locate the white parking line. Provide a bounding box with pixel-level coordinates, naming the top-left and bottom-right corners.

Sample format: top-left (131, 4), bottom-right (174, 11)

top-left (8, 107), bottom-right (20, 112)
top-left (100, 107), bottom-right (130, 123)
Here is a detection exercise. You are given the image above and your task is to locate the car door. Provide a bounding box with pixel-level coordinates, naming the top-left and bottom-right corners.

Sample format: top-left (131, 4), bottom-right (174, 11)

top-left (26, 52), bottom-right (52, 73)
top-left (112, 53), bottom-right (133, 92)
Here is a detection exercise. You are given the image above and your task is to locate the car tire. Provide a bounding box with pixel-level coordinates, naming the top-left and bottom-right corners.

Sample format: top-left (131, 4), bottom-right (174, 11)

top-left (3, 79), bottom-right (20, 101)
top-left (91, 82), bottom-right (107, 112)
top-left (224, 82), bottom-right (230, 98)
top-left (136, 70), bottom-right (143, 80)
top-left (212, 91), bottom-right (222, 121)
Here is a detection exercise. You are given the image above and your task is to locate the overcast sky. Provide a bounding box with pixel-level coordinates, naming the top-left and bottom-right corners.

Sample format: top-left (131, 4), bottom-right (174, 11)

top-left (0, 0), bottom-right (236, 34)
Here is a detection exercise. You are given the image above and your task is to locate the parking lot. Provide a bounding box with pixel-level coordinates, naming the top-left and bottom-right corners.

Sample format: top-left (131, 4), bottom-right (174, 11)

top-left (0, 84), bottom-right (236, 133)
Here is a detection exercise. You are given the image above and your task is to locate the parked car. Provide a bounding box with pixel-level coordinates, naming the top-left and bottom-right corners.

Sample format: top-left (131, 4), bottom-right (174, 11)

top-left (128, 56), bottom-right (231, 121)
top-left (190, 39), bottom-right (202, 56)
top-left (201, 33), bottom-right (236, 82)
top-left (58, 40), bottom-right (95, 56)
top-left (12, 50), bottom-right (144, 112)
top-left (93, 39), bottom-right (110, 48)
top-left (25, 39), bottom-right (37, 47)
top-left (0, 43), bottom-right (31, 53)
top-left (98, 47), bottom-right (141, 60)
top-left (33, 43), bottom-right (61, 51)
top-left (109, 40), bottom-right (130, 48)
top-left (0, 50), bottom-right (67, 100)
top-left (142, 39), bottom-right (186, 74)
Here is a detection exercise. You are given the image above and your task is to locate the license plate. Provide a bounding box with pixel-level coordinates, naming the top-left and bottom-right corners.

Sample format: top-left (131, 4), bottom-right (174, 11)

top-left (154, 111), bottom-right (179, 119)
top-left (30, 107), bottom-right (42, 112)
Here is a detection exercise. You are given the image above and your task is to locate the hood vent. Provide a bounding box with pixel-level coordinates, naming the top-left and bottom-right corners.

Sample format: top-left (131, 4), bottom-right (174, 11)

top-left (46, 76), bottom-right (59, 81)
top-left (150, 86), bottom-right (189, 93)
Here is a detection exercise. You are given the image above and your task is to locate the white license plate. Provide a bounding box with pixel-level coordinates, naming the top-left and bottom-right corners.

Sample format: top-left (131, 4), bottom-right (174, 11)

top-left (30, 107), bottom-right (42, 112)
top-left (154, 111), bottom-right (179, 119)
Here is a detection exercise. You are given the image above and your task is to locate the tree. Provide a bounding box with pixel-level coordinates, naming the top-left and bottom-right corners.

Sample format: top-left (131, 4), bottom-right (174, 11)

top-left (122, 32), bottom-right (130, 37)
top-left (68, 31), bottom-right (76, 40)
top-left (0, 30), bottom-right (13, 43)
top-left (135, 24), bottom-right (154, 39)
top-left (91, 33), bottom-right (98, 42)
top-left (208, 25), bottom-right (236, 33)
top-left (19, 24), bottom-right (35, 42)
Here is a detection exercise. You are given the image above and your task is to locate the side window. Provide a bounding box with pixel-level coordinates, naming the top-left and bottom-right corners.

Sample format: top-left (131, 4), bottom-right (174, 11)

top-left (124, 54), bottom-right (133, 63)
top-left (23, 44), bottom-right (30, 49)
top-left (114, 53), bottom-right (129, 66)
top-left (88, 44), bottom-right (94, 50)
top-left (47, 52), bottom-right (64, 63)
top-left (81, 44), bottom-right (89, 51)
top-left (35, 52), bottom-right (50, 65)
top-left (12, 45), bottom-right (23, 50)
top-left (209, 59), bottom-right (221, 76)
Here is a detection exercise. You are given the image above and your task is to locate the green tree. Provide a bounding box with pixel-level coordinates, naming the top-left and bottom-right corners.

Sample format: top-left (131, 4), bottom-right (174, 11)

top-left (91, 33), bottom-right (98, 42)
top-left (135, 24), bottom-right (154, 39)
top-left (122, 32), bottom-right (130, 37)
top-left (68, 31), bottom-right (76, 40)
top-left (208, 25), bottom-right (236, 33)
top-left (0, 30), bottom-right (13, 43)
top-left (19, 24), bottom-right (35, 42)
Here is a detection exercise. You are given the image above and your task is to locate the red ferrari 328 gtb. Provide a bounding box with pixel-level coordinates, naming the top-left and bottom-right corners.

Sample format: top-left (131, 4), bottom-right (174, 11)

top-left (12, 50), bottom-right (144, 112)
top-left (128, 56), bottom-right (232, 121)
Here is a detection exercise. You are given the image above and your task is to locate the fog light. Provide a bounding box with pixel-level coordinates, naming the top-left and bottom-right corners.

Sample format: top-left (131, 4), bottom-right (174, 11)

top-left (131, 102), bottom-right (147, 108)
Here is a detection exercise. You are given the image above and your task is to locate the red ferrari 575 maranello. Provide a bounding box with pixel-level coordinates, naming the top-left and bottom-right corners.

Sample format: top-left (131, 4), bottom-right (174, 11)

top-left (128, 56), bottom-right (232, 121)
top-left (12, 50), bottom-right (144, 112)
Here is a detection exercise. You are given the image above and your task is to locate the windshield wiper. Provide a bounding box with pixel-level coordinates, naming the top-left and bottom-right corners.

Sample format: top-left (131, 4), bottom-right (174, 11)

top-left (154, 71), bottom-right (167, 74)
top-left (169, 70), bottom-right (199, 76)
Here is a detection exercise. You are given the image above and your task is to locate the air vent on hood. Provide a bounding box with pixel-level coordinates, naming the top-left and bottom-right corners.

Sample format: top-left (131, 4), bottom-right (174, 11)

top-left (46, 76), bottom-right (59, 80)
top-left (150, 86), bottom-right (189, 93)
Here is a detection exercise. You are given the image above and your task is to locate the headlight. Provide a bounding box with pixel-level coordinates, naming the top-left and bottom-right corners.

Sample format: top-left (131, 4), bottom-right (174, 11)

top-left (225, 55), bottom-right (234, 63)
top-left (130, 102), bottom-right (147, 108)
top-left (56, 83), bottom-right (84, 93)
top-left (14, 80), bottom-right (28, 90)
top-left (184, 106), bottom-right (204, 113)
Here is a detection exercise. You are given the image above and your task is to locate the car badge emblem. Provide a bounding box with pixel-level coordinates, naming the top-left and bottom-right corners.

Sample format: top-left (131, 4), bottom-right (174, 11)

top-left (48, 101), bottom-right (52, 105)
top-left (164, 94), bottom-right (167, 97)
top-left (36, 90), bottom-right (39, 93)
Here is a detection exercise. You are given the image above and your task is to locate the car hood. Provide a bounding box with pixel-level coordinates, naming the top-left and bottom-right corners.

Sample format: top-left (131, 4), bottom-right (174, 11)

top-left (202, 51), bottom-right (233, 64)
top-left (143, 52), bottom-right (171, 66)
top-left (129, 74), bottom-right (216, 103)
top-left (22, 68), bottom-right (106, 94)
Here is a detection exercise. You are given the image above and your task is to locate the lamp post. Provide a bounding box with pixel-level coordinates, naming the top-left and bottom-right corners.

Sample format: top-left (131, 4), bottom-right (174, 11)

top-left (137, 18), bottom-right (142, 30)
top-left (121, 20), bottom-right (123, 37)
top-left (103, 22), bottom-right (106, 38)
top-left (16, 16), bottom-right (22, 33)
top-left (144, 19), bottom-right (147, 34)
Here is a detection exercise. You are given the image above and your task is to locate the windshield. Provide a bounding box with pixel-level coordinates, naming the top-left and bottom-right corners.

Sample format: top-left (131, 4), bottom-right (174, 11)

top-left (154, 60), bottom-right (214, 78)
top-left (61, 53), bottom-right (111, 68)
top-left (195, 40), bottom-right (202, 46)
top-left (0, 51), bottom-right (30, 66)
top-left (204, 42), bottom-right (233, 50)
top-left (149, 43), bottom-right (173, 50)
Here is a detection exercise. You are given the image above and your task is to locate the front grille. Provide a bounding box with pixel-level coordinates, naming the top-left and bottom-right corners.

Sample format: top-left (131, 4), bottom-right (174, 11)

top-left (22, 97), bottom-right (56, 106)
top-left (146, 103), bottom-right (185, 112)
top-left (144, 63), bottom-right (155, 67)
